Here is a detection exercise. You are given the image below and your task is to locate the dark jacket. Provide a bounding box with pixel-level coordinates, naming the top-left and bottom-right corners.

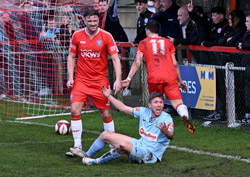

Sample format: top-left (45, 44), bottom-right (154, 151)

top-left (218, 25), bottom-right (246, 47)
top-left (236, 31), bottom-right (250, 50)
top-left (134, 9), bottom-right (154, 44)
top-left (174, 20), bottom-right (208, 45)
top-left (189, 11), bottom-right (231, 47)
top-left (203, 19), bottom-right (231, 47)
top-left (105, 7), bottom-right (128, 42)
top-left (190, 23), bottom-right (209, 45)
top-left (150, 3), bottom-right (179, 38)
top-left (174, 20), bottom-right (193, 45)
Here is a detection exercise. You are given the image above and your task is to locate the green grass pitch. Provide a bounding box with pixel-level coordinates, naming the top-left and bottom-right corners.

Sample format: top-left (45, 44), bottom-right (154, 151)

top-left (0, 111), bottom-right (250, 177)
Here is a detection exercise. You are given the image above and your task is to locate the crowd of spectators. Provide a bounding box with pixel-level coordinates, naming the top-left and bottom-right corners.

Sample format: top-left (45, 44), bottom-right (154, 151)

top-left (0, 0), bottom-right (114, 98)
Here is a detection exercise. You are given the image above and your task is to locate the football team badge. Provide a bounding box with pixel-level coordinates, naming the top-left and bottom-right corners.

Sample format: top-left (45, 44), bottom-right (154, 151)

top-left (96, 40), bottom-right (102, 46)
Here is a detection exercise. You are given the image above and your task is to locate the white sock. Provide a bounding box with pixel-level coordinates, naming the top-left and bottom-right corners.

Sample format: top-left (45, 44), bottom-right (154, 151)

top-left (71, 119), bottom-right (82, 148)
top-left (103, 120), bottom-right (115, 149)
top-left (176, 104), bottom-right (189, 118)
top-left (103, 120), bottom-right (115, 132)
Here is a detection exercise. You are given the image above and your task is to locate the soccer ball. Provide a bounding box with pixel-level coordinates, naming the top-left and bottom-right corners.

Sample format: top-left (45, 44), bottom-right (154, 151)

top-left (55, 120), bottom-right (71, 135)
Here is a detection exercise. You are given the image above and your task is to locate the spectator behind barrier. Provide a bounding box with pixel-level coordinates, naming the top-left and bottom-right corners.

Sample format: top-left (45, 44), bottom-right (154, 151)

top-left (93, 0), bottom-right (100, 11)
top-left (59, 13), bottom-right (72, 48)
top-left (39, 17), bottom-right (60, 50)
top-left (99, 0), bottom-right (109, 29)
top-left (39, 18), bottom-right (60, 96)
top-left (187, 3), bottom-right (229, 121)
top-left (203, 6), bottom-right (231, 47)
top-left (218, 10), bottom-right (246, 47)
top-left (105, 0), bottom-right (128, 43)
top-left (18, 1), bottom-right (40, 47)
top-left (236, 14), bottom-right (250, 50)
top-left (150, 0), bottom-right (179, 39)
top-left (193, 5), bottom-right (212, 24)
top-left (133, 0), bottom-right (154, 45)
top-left (216, 10), bottom-right (246, 120)
top-left (151, 0), bottom-right (162, 13)
top-left (57, 11), bottom-right (76, 94)
top-left (1, 12), bottom-right (22, 96)
top-left (167, 6), bottom-right (208, 46)
top-left (236, 14), bottom-right (250, 119)
top-left (187, 4), bottom-right (231, 47)
top-left (17, 2), bottom-right (51, 97)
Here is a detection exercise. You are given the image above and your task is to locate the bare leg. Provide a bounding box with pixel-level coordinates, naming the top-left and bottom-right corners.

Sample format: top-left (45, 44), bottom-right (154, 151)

top-left (99, 131), bottom-right (133, 152)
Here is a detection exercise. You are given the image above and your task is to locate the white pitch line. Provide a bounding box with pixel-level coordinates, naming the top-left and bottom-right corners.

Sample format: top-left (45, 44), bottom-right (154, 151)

top-left (3, 120), bottom-right (101, 135)
top-left (169, 145), bottom-right (250, 163)
top-left (0, 138), bottom-right (95, 146)
top-left (15, 110), bottom-right (97, 120)
top-left (2, 120), bottom-right (250, 163)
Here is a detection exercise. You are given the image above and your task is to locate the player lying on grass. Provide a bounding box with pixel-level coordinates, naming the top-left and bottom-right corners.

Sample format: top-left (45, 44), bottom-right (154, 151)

top-left (121, 20), bottom-right (196, 134)
top-left (70, 86), bottom-right (174, 165)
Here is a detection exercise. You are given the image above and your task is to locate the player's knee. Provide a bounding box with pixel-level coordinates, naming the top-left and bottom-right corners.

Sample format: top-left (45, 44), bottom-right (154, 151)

top-left (118, 141), bottom-right (130, 148)
top-left (99, 131), bottom-right (113, 141)
top-left (99, 109), bottom-right (111, 118)
top-left (71, 106), bottom-right (81, 115)
top-left (102, 113), bottom-right (111, 119)
top-left (118, 142), bottom-right (131, 154)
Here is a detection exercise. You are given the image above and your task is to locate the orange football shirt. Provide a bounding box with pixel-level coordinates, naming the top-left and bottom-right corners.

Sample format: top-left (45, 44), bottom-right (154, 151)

top-left (70, 28), bottom-right (118, 81)
top-left (137, 36), bottom-right (177, 83)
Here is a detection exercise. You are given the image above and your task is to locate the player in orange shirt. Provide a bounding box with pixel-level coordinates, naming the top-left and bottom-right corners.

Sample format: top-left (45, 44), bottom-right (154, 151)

top-left (66, 8), bottom-right (122, 156)
top-left (122, 20), bottom-right (196, 134)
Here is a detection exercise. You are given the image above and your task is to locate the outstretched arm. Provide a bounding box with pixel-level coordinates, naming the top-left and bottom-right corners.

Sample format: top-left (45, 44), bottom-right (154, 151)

top-left (121, 52), bottom-right (143, 89)
top-left (102, 85), bottom-right (133, 115)
top-left (110, 0), bottom-right (119, 18)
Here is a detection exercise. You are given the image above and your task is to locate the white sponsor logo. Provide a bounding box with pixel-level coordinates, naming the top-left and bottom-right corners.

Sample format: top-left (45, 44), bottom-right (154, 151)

top-left (80, 41), bottom-right (86, 44)
top-left (81, 49), bottom-right (101, 60)
top-left (106, 100), bottom-right (110, 106)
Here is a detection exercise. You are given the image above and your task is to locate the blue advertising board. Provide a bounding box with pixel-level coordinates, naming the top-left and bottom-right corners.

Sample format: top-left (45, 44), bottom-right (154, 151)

top-left (165, 65), bottom-right (216, 110)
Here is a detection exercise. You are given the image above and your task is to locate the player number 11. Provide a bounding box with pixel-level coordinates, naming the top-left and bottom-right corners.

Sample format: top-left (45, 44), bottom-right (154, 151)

top-left (150, 39), bottom-right (165, 56)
